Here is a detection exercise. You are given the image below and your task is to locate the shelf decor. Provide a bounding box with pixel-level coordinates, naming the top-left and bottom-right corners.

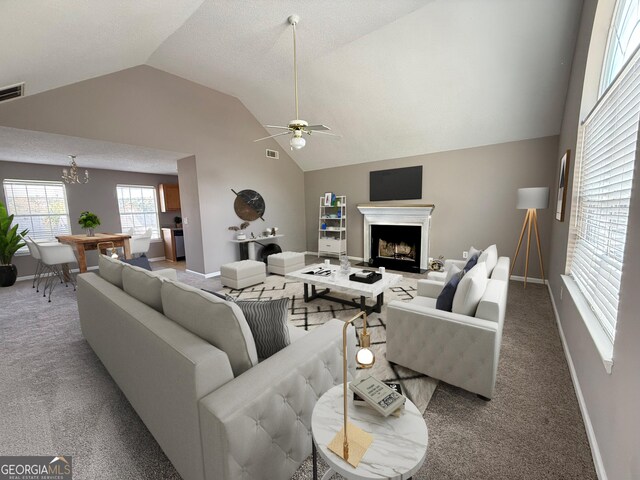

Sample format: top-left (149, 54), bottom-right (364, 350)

top-left (318, 195), bottom-right (347, 258)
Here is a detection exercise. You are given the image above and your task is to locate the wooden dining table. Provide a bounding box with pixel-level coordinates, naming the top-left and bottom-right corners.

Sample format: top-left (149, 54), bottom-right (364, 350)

top-left (56, 233), bottom-right (132, 273)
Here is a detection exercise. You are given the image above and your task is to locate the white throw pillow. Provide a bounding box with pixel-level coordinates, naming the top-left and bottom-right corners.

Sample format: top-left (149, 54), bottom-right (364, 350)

top-left (452, 262), bottom-right (488, 316)
top-left (468, 246), bottom-right (483, 260)
top-left (444, 263), bottom-right (462, 284)
top-left (478, 244), bottom-right (498, 277)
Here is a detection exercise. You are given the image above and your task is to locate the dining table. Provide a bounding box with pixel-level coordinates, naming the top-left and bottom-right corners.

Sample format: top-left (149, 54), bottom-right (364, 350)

top-left (56, 233), bottom-right (132, 273)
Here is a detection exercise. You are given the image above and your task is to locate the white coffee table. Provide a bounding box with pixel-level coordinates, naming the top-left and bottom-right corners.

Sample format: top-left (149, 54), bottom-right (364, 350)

top-left (311, 384), bottom-right (428, 479)
top-left (285, 264), bottom-right (403, 315)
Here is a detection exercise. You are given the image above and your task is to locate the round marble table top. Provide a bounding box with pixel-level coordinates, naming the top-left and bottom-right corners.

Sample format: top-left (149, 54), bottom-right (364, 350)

top-left (311, 384), bottom-right (428, 480)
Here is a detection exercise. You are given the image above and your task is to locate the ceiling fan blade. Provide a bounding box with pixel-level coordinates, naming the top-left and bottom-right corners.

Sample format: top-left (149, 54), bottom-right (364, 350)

top-left (309, 130), bottom-right (342, 138)
top-left (306, 124), bottom-right (331, 131)
top-left (264, 125), bottom-right (293, 131)
top-left (253, 131), bottom-right (291, 142)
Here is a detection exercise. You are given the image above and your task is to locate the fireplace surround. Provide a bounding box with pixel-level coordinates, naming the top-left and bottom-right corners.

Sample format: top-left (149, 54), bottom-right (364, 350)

top-left (357, 204), bottom-right (435, 272)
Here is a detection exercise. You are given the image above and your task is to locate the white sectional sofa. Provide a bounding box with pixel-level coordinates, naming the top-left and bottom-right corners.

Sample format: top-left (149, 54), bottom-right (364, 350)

top-left (387, 254), bottom-right (510, 399)
top-left (77, 255), bottom-right (355, 480)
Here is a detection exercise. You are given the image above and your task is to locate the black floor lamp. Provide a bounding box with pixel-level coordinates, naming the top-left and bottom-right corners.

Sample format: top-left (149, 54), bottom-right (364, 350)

top-left (510, 187), bottom-right (549, 287)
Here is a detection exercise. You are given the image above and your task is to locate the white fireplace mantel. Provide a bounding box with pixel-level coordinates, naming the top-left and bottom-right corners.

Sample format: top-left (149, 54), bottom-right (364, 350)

top-left (357, 204), bottom-right (435, 270)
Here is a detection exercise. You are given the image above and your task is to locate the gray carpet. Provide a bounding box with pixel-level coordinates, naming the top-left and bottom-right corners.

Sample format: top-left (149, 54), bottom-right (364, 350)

top-left (0, 270), bottom-right (597, 479)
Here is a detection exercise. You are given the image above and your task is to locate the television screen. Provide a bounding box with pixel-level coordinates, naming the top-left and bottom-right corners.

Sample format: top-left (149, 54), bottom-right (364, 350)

top-left (370, 166), bottom-right (423, 201)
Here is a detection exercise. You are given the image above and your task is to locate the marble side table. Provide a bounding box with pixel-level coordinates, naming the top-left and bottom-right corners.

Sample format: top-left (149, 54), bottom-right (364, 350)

top-left (311, 384), bottom-right (428, 480)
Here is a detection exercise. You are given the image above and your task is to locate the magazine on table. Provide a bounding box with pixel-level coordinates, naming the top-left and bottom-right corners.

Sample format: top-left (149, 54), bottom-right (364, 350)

top-left (349, 375), bottom-right (406, 417)
top-left (304, 267), bottom-right (332, 276)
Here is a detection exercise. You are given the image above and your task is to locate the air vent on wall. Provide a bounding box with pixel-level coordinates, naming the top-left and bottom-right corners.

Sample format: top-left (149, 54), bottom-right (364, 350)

top-left (266, 149), bottom-right (279, 159)
top-left (0, 83), bottom-right (25, 103)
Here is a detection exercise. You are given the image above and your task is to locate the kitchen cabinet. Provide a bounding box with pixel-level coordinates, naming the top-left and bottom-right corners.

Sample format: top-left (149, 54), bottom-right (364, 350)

top-left (159, 184), bottom-right (181, 212)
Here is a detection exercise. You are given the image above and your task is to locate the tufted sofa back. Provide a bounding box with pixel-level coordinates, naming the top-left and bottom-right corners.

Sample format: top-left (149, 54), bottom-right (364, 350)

top-left (199, 318), bottom-right (356, 480)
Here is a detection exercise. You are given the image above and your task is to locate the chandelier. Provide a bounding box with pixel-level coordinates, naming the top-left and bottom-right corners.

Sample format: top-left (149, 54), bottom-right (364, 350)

top-left (62, 155), bottom-right (89, 184)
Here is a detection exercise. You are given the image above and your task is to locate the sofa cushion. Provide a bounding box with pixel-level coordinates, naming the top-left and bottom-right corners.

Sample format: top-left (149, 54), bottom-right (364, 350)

top-left (121, 255), bottom-right (152, 271)
top-left (99, 254), bottom-right (124, 288)
top-left (453, 262), bottom-right (488, 316)
top-left (478, 244), bottom-right (498, 276)
top-left (444, 263), bottom-right (462, 284)
top-left (161, 281), bottom-right (258, 376)
top-left (468, 246), bottom-right (483, 260)
top-left (122, 263), bottom-right (164, 313)
top-left (234, 298), bottom-right (291, 359)
top-left (436, 269), bottom-right (464, 312)
top-left (463, 253), bottom-right (479, 272)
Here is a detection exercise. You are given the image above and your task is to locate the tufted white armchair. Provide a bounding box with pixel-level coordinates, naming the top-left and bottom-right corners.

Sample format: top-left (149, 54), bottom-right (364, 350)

top-left (386, 259), bottom-right (509, 400)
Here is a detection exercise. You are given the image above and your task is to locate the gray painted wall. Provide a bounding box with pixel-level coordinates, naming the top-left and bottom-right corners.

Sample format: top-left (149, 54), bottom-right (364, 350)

top-left (548, 0), bottom-right (640, 478)
top-left (0, 159), bottom-right (179, 276)
top-left (176, 155), bottom-right (205, 274)
top-left (0, 65), bottom-right (306, 275)
top-left (304, 136), bottom-right (559, 278)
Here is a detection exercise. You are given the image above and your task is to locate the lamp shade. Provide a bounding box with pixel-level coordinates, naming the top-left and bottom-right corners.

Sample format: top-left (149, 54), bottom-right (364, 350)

top-left (517, 187), bottom-right (549, 209)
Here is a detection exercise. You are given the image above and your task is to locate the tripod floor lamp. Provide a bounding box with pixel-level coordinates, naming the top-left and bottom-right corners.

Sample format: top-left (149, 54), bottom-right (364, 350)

top-left (511, 187), bottom-right (549, 287)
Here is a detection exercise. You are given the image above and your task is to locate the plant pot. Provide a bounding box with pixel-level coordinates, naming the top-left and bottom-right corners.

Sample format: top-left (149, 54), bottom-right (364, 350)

top-left (86, 228), bottom-right (95, 237)
top-left (236, 232), bottom-right (246, 240)
top-left (0, 264), bottom-right (18, 287)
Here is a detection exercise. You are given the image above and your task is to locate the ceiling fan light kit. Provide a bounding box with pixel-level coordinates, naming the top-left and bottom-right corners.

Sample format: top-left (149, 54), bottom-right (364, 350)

top-left (254, 15), bottom-right (340, 151)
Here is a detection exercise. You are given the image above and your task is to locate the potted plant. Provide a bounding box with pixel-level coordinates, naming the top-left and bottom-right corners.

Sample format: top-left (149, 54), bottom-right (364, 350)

top-left (228, 221), bottom-right (250, 240)
top-left (0, 200), bottom-right (29, 287)
top-left (78, 211), bottom-right (101, 236)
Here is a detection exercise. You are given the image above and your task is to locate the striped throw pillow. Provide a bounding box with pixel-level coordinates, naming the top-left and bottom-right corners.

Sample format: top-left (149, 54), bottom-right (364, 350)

top-left (234, 298), bottom-right (291, 359)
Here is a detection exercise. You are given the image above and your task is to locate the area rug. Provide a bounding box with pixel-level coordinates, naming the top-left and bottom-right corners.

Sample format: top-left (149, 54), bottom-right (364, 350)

top-left (220, 275), bottom-right (439, 413)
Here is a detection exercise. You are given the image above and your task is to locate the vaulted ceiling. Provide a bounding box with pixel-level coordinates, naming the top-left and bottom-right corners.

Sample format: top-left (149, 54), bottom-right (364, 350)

top-left (0, 0), bottom-right (583, 171)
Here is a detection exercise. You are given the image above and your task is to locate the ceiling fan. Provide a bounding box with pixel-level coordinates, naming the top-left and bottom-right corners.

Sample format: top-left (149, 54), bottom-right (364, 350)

top-left (254, 14), bottom-right (340, 150)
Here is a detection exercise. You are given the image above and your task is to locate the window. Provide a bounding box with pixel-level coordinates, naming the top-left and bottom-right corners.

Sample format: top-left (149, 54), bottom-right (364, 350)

top-left (567, 8), bottom-right (640, 342)
top-left (2, 180), bottom-right (72, 250)
top-left (116, 185), bottom-right (161, 239)
top-left (600, 0), bottom-right (640, 93)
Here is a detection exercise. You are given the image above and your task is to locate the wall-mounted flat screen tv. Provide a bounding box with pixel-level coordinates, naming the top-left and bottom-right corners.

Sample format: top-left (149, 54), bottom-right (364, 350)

top-left (369, 166), bottom-right (423, 201)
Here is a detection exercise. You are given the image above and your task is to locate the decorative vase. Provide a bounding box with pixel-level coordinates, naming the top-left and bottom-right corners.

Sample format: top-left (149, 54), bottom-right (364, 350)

top-left (86, 228), bottom-right (95, 237)
top-left (0, 264), bottom-right (18, 287)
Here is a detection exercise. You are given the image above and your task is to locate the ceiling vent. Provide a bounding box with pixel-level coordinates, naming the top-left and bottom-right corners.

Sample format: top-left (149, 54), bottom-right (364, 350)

top-left (0, 83), bottom-right (25, 103)
top-left (266, 149), bottom-right (279, 159)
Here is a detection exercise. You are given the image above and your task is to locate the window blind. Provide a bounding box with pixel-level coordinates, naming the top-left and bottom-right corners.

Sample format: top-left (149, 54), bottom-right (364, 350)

top-left (116, 185), bottom-right (160, 239)
top-left (569, 47), bottom-right (640, 341)
top-left (2, 180), bottom-right (72, 249)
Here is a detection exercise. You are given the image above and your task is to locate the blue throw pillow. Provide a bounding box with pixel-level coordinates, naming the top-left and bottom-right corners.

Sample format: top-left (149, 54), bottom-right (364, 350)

top-left (463, 254), bottom-right (479, 272)
top-left (436, 270), bottom-right (464, 312)
top-left (121, 255), bottom-right (152, 271)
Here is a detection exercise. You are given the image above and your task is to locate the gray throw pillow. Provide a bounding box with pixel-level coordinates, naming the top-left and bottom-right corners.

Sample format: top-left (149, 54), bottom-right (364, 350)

top-left (234, 298), bottom-right (291, 359)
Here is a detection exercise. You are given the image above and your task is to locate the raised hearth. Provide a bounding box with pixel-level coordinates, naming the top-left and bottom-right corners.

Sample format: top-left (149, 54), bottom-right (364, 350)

top-left (357, 204), bottom-right (435, 273)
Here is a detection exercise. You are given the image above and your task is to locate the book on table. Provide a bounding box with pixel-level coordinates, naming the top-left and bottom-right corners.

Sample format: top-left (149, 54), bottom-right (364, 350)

top-left (353, 381), bottom-right (405, 417)
top-left (349, 375), bottom-right (406, 417)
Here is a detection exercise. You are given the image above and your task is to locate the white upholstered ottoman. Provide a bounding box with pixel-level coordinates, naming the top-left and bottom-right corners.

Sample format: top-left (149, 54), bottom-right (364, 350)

top-left (220, 260), bottom-right (266, 289)
top-left (268, 251), bottom-right (306, 275)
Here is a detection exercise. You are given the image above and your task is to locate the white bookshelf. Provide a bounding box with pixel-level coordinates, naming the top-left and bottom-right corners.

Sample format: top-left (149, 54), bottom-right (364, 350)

top-left (318, 195), bottom-right (347, 258)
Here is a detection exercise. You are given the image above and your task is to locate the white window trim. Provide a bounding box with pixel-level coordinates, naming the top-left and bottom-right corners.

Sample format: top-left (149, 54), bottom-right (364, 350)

top-left (561, 275), bottom-right (614, 374)
top-left (116, 184), bottom-right (161, 240)
top-left (3, 179), bottom-right (72, 255)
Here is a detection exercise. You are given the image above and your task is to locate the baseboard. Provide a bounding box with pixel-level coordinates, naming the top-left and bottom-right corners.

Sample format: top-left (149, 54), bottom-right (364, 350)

top-left (186, 269), bottom-right (220, 278)
top-left (15, 265), bottom-right (99, 282)
top-left (547, 283), bottom-right (608, 480)
top-left (510, 275), bottom-right (548, 285)
top-left (147, 256), bottom-right (166, 262)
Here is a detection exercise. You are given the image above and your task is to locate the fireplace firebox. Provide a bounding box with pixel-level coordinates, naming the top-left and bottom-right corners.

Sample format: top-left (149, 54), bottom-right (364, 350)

top-left (369, 224), bottom-right (422, 272)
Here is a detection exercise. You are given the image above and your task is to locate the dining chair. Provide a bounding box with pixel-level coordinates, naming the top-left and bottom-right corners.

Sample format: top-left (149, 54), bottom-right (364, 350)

top-left (31, 240), bottom-right (79, 302)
